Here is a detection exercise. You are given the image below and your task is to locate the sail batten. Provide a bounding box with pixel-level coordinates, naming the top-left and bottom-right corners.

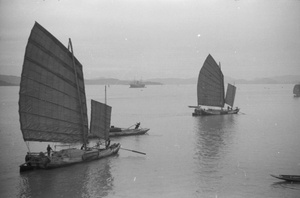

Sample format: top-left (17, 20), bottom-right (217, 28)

top-left (197, 54), bottom-right (225, 107)
top-left (90, 100), bottom-right (111, 141)
top-left (19, 22), bottom-right (88, 143)
top-left (24, 43), bottom-right (85, 89)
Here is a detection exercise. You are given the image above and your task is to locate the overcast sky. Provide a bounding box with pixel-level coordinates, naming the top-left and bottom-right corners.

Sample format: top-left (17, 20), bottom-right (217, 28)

top-left (0, 0), bottom-right (300, 80)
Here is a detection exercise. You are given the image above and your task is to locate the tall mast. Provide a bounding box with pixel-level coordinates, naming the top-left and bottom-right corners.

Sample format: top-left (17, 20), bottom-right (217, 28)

top-left (68, 38), bottom-right (87, 149)
top-left (105, 85), bottom-right (107, 105)
top-left (104, 85), bottom-right (107, 139)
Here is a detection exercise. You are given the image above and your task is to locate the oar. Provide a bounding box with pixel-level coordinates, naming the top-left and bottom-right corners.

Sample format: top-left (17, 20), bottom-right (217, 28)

top-left (126, 124), bottom-right (136, 129)
top-left (120, 147), bottom-right (146, 155)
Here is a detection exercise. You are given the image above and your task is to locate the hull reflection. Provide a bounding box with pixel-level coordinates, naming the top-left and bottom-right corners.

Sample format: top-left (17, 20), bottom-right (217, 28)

top-left (18, 157), bottom-right (115, 198)
top-left (193, 115), bottom-right (237, 161)
top-left (192, 115), bottom-right (238, 192)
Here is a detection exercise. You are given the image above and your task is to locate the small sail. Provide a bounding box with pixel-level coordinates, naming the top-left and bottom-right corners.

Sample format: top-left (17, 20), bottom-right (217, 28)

top-left (19, 22), bottom-right (88, 143)
top-left (90, 100), bottom-right (112, 141)
top-left (293, 84), bottom-right (300, 95)
top-left (197, 54), bottom-right (225, 107)
top-left (225, 83), bottom-right (236, 107)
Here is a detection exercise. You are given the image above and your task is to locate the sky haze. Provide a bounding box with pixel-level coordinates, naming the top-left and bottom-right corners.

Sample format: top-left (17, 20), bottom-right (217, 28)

top-left (0, 0), bottom-right (300, 80)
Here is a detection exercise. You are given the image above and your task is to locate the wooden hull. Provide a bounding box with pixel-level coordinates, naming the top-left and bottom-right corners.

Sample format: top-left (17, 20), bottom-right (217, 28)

top-left (109, 128), bottom-right (150, 137)
top-left (271, 174), bottom-right (300, 182)
top-left (192, 108), bottom-right (239, 116)
top-left (19, 143), bottom-right (120, 172)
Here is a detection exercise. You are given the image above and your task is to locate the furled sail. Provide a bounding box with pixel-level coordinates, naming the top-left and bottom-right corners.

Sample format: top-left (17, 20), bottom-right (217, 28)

top-left (197, 54), bottom-right (225, 107)
top-left (225, 83), bottom-right (236, 107)
top-left (90, 100), bottom-right (112, 141)
top-left (293, 84), bottom-right (300, 95)
top-left (19, 22), bottom-right (88, 143)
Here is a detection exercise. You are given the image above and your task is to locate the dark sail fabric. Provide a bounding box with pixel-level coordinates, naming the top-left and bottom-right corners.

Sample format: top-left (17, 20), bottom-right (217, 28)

top-left (293, 84), bottom-right (300, 95)
top-left (90, 100), bottom-right (111, 140)
top-left (197, 54), bottom-right (225, 107)
top-left (19, 22), bottom-right (88, 143)
top-left (225, 83), bottom-right (236, 107)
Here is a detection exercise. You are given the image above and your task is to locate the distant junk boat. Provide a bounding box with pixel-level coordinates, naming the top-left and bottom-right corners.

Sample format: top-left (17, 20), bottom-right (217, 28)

top-left (109, 122), bottom-right (150, 137)
top-left (129, 80), bottom-right (146, 88)
top-left (293, 84), bottom-right (300, 97)
top-left (189, 54), bottom-right (240, 116)
top-left (19, 22), bottom-right (120, 172)
top-left (89, 86), bottom-right (150, 138)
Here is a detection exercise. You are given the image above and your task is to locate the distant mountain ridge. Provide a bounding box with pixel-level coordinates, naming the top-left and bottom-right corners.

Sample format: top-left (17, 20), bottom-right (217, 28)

top-left (1, 74), bottom-right (299, 86)
top-left (85, 78), bottom-right (162, 85)
top-left (0, 75), bottom-right (162, 86)
top-left (0, 75), bottom-right (21, 86)
top-left (0, 80), bottom-right (16, 86)
top-left (147, 75), bottom-right (300, 85)
top-left (234, 75), bottom-right (300, 84)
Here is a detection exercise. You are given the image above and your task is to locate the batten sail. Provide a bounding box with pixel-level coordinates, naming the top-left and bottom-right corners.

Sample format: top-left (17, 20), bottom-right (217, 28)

top-left (197, 54), bottom-right (225, 107)
top-left (19, 22), bottom-right (88, 143)
top-left (90, 100), bottom-right (112, 141)
top-left (225, 83), bottom-right (236, 107)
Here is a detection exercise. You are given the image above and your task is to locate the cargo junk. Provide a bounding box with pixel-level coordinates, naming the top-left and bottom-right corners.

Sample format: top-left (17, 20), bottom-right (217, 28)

top-left (129, 80), bottom-right (146, 88)
top-left (189, 54), bottom-right (239, 116)
top-left (19, 22), bottom-right (120, 172)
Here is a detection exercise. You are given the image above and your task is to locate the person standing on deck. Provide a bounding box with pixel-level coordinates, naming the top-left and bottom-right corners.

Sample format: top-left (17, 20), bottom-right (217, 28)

top-left (135, 122), bottom-right (140, 129)
top-left (47, 145), bottom-right (52, 157)
top-left (105, 139), bottom-right (111, 149)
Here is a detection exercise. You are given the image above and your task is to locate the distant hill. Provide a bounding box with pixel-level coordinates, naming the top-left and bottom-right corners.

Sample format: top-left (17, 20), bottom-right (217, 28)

top-left (234, 75), bottom-right (300, 84)
top-left (0, 80), bottom-right (17, 86)
top-left (0, 75), bottom-right (162, 86)
top-left (85, 78), bottom-right (124, 85)
top-left (146, 78), bottom-right (196, 85)
top-left (149, 75), bottom-right (300, 85)
top-left (85, 78), bottom-right (162, 85)
top-left (0, 75), bottom-right (20, 85)
top-left (1, 74), bottom-right (299, 86)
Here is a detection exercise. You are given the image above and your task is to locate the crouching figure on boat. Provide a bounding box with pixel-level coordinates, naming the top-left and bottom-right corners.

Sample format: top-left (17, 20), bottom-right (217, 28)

top-left (21, 152), bottom-right (51, 171)
top-left (135, 122), bottom-right (140, 129)
top-left (109, 122), bottom-right (150, 137)
top-left (47, 145), bottom-right (52, 157)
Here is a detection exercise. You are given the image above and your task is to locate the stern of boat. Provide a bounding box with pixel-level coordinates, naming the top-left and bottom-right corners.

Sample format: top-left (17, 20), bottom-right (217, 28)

top-left (110, 143), bottom-right (121, 154)
top-left (20, 152), bottom-right (51, 172)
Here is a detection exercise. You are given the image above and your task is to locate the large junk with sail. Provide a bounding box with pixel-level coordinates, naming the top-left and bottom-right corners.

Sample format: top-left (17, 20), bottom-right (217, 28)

top-left (190, 54), bottom-right (239, 116)
top-left (19, 22), bottom-right (120, 172)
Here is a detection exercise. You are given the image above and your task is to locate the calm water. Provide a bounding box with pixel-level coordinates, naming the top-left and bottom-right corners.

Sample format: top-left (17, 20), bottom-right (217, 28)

top-left (0, 84), bottom-right (299, 198)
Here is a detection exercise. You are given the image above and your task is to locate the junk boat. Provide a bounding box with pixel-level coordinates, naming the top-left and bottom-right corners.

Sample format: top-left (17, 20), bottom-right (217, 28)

top-left (19, 22), bottom-right (120, 172)
top-left (189, 54), bottom-right (239, 116)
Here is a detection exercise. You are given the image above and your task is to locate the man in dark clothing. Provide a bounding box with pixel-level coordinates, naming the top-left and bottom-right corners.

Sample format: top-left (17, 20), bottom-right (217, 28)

top-left (47, 145), bottom-right (52, 157)
top-left (135, 122), bottom-right (140, 129)
top-left (105, 139), bottom-right (111, 149)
